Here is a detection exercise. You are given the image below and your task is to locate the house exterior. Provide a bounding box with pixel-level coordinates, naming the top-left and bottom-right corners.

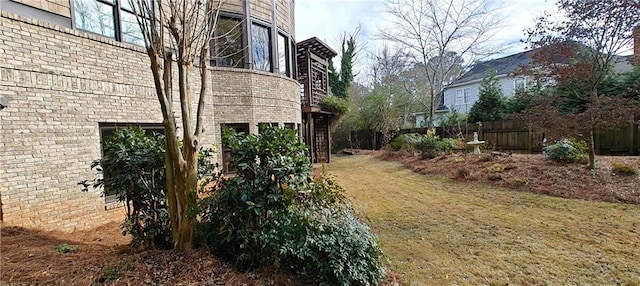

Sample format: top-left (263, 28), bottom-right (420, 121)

top-left (442, 51), bottom-right (533, 115)
top-left (440, 43), bottom-right (636, 117)
top-left (0, 0), bottom-right (304, 231)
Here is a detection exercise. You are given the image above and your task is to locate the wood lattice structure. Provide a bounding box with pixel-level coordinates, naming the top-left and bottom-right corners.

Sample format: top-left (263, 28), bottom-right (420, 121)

top-left (297, 37), bottom-right (337, 163)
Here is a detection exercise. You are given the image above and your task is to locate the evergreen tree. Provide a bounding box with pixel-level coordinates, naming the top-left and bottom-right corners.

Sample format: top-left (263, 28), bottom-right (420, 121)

top-left (468, 69), bottom-right (509, 123)
top-left (329, 34), bottom-right (356, 99)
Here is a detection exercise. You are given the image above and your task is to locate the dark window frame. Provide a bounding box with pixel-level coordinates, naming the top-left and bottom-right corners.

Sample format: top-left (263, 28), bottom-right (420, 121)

top-left (72, 0), bottom-right (148, 46)
top-left (212, 13), bottom-right (245, 68)
top-left (251, 21), bottom-right (273, 72)
top-left (277, 32), bottom-right (290, 77)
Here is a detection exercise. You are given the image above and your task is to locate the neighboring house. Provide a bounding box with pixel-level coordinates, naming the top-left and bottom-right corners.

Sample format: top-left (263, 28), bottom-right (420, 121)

top-left (441, 42), bottom-right (637, 116)
top-left (0, 0), bottom-right (312, 231)
top-left (443, 51), bottom-right (533, 114)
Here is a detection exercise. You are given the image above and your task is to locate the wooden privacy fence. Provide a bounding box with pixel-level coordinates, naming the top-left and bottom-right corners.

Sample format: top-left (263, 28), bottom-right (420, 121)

top-left (351, 120), bottom-right (640, 155)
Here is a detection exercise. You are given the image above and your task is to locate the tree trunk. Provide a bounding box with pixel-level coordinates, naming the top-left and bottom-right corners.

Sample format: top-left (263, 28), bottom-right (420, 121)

top-left (588, 128), bottom-right (596, 170)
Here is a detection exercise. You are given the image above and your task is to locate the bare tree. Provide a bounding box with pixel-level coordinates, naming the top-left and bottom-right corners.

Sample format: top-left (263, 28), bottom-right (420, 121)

top-left (526, 0), bottom-right (640, 169)
top-left (130, 0), bottom-right (223, 251)
top-left (380, 0), bottom-right (503, 129)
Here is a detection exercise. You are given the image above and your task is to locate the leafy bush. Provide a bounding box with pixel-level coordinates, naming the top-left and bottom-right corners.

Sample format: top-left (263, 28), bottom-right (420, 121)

top-left (198, 126), bottom-right (385, 285)
top-left (611, 162), bottom-right (638, 176)
top-left (415, 130), bottom-right (453, 159)
top-left (542, 138), bottom-right (586, 163)
top-left (85, 126), bottom-right (171, 248)
top-left (388, 133), bottom-right (422, 151)
top-left (264, 204), bottom-right (385, 286)
top-left (321, 95), bottom-right (350, 117)
top-left (82, 126), bottom-right (215, 249)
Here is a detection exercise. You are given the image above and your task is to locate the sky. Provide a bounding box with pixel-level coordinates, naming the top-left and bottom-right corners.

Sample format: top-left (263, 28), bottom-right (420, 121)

top-left (295, 0), bottom-right (559, 78)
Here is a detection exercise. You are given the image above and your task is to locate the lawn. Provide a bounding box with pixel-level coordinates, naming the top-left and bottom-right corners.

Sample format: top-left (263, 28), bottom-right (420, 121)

top-left (327, 155), bottom-right (640, 285)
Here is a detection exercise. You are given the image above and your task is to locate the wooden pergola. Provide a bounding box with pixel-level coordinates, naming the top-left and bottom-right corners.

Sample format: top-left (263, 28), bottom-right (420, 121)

top-left (296, 37), bottom-right (337, 163)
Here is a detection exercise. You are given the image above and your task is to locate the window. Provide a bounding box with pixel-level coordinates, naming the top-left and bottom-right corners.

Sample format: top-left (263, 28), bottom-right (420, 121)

top-left (278, 33), bottom-right (290, 76)
top-left (119, 1), bottom-right (144, 45)
top-left (252, 23), bottom-right (272, 72)
top-left (73, 0), bottom-right (147, 45)
top-left (221, 123), bottom-right (250, 173)
top-left (73, 0), bottom-right (115, 39)
top-left (514, 78), bottom-right (527, 90)
top-left (99, 123), bottom-right (164, 203)
top-left (456, 89), bottom-right (464, 105)
top-left (291, 39), bottom-right (298, 79)
top-left (456, 88), bottom-right (471, 104)
top-left (214, 17), bottom-right (244, 68)
top-left (463, 88), bottom-right (471, 104)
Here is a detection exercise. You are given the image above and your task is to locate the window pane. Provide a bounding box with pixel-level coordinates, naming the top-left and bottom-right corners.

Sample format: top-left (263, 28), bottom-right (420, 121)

top-left (215, 18), bottom-right (244, 68)
top-left (121, 0), bottom-right (151, 14)
top-left (252, 24), bottom-right (271, 72)
top-left (278, 34), bottom-right (289, 76)
top-left (73, 0), bottom-right (116, 39)
top-left (120, 0), bottom-right (133, 11)
top-left (291, 40), bottom-right (297, 78)
top-left (120, 11), bottom-right (144, 45)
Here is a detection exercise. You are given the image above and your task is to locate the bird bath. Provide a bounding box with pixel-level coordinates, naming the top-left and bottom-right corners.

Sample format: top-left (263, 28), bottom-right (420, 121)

top-left (467, 132), bottom-right (485, 155)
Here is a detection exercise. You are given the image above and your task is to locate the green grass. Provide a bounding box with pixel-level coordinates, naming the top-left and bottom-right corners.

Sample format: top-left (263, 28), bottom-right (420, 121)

top-left (327, 155), bottom-right (640, 285)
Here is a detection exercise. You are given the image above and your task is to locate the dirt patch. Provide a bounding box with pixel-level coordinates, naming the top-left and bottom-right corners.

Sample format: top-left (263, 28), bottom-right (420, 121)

top-left (365, 150), bottom-right (640, 205)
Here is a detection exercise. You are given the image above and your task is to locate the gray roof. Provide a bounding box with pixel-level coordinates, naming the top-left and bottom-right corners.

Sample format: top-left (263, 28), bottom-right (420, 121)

top-left (451, 50), bottom-right (533, 86)
top-left (451, 43), bottom-right (634, 86)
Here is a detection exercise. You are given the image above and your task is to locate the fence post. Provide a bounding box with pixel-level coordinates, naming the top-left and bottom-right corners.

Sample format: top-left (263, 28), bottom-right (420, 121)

top-left (528, 124), bottom-right (532, 154)
top-left (629, 122), bottom-right (635, 155)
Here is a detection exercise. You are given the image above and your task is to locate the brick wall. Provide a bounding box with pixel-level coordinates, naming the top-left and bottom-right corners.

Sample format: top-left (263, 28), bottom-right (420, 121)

top-left (0, 10), bottom-right (300, 231)
top-left (250, 0), bottom-right (272, 23)
top-left (10, 0), bottom-right (71, 17)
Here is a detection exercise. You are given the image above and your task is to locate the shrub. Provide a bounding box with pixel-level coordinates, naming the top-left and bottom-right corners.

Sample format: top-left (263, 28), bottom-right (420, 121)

top-left (611, 162), bottom-right (638, 176)
top-left (388, 133), bottom-right (422, 151)
top-left (263, 201), bottom-right (385, 286)
top-left (81, 126), bottom-right (216, 249)
top-left (415, 130), bottom-right (453, 159)
top-left (320, 95), bottom-right (350, 117)
top-left (542, 138), bottom-right (586, 163)
top-left (198, 126), bottom-right (385, 285)
top-left (84, 126), bottom-right (171, 249)
top-left (486, 173), bottom-right (502, 181)
top-left (457, 168), bottom-right (470, 178)
top-left (486, 163), bottom-right (505, 173)
top-left (479, 154), bottom-right (493, 162)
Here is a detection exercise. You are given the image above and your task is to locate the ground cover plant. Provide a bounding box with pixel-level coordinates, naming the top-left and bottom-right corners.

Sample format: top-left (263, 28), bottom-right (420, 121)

top-left (327, 155), bottom-right (640, 285)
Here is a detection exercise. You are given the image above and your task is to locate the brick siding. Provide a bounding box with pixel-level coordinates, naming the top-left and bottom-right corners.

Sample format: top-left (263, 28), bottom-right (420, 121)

top-left (0, 6), bottom-right (300, 231)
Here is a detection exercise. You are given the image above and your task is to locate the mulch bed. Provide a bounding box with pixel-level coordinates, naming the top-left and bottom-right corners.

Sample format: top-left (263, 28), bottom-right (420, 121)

top-left (0, 221), bottom-right (300, 285)
top-left (365, 149), bottom-right (640, 205)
